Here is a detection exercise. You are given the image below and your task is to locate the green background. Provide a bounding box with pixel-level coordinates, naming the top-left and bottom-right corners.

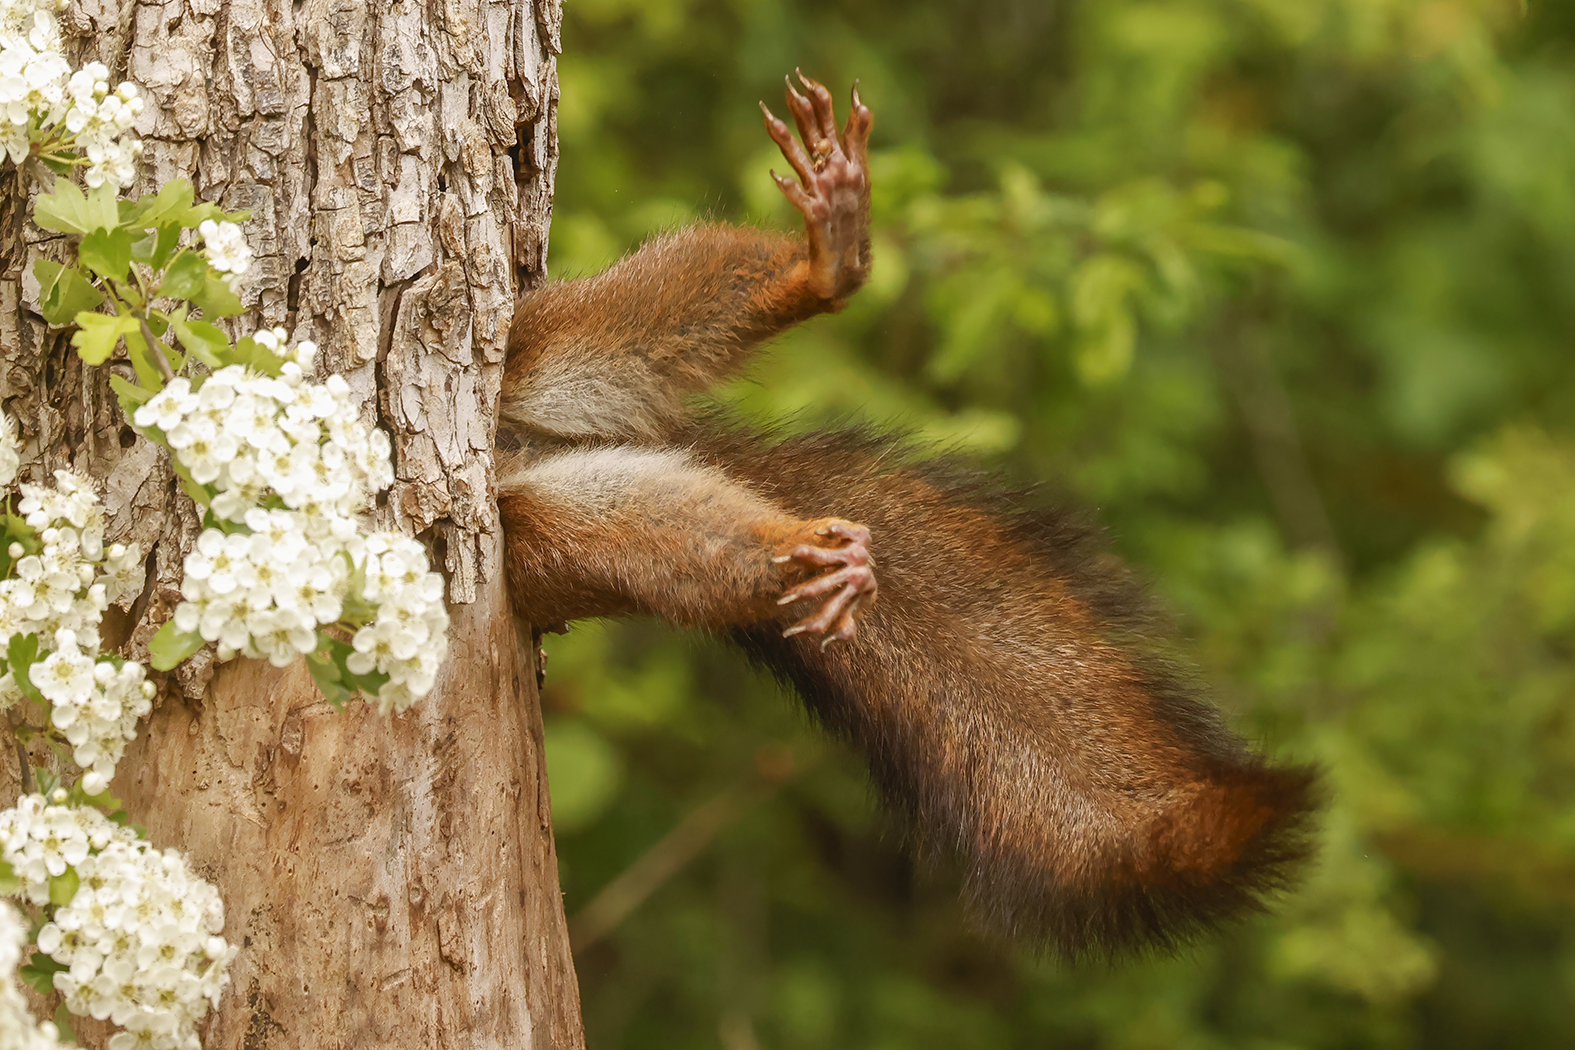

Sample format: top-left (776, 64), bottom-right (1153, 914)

top-left (537, 1), bottom-right (1575, 1046)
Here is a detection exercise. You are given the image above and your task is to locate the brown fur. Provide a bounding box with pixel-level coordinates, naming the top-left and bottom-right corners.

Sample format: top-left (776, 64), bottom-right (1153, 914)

top-left (697, 426), bottom-right (1316, 955)
top-left (498, 444), bottom-right (866, 631)
top-left (502, 226), bottom-right (832, 443)
top-left (495, 76), bottom-right (1316, 958)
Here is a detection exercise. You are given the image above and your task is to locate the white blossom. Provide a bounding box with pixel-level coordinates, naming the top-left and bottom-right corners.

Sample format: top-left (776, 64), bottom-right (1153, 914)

top-left (146, 344), bottom-right (450, 712)
top-left (0, 443), bottom-right (151, 783)
top-left (61, 61), bottom-right (142, 189)
top-left (1, 468), bottom-right (138, 650)
top-left (0, 900), bottom-right (67, 1050)
top-left (0, 5), bottom-right (142, 189)
top-left (0, 798), bottom-right (236, 1050)
top-left (346, 531), bottom-right (450, 714)
top-left (196, 219), bottom-right (251, 279)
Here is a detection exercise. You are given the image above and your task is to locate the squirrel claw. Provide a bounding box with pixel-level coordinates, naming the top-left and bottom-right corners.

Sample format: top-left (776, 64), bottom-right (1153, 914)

top-left (776, 518), bottom-right (876, 644)
top-left (764, 70), bottom-right (873, 301)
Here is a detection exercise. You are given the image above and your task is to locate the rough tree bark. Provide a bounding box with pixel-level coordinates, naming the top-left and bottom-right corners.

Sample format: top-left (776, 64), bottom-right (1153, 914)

top-left (0, 0), bottom-right (585, 1046)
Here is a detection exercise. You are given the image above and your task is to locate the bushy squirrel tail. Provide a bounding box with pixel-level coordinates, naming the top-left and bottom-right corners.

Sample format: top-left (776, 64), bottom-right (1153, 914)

top-left (694, 425), bottom-right (1318, 957)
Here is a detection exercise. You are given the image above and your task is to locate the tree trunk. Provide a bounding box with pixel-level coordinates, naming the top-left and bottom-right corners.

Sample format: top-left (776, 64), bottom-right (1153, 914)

top-left (0, 0), bottom-right (584, 1046)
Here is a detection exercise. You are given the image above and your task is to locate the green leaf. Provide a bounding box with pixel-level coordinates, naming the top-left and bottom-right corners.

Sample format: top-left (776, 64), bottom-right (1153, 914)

top-left (130, 222), bottom-right (185, 271)
top-left (224, 335), bottom-right (285, 376)
top-left (339, 658), bottom-right (391, 699)
top-left (53, 1003), bottom-right (76, 1044)
top-left (0, 857), bottom-right (20, 896)
top-left (118, 177), bottom-right (196, 229)
top-left (33, 180), bottom-right (120, 235)
top-left (149, 619), bottom-right (205, 671)
top-left (126, 331), bottom-right (161, 387)
top-left (110, 373), bottom-right (155, 421)
top-left (70, 778), bottom-right (124, 809)
top-left (47, 867), bottom-right (79, 907)
top-left (120, 179), bottom-right (248, 233)
top-left (160, 250), bottom-right (209, 300)
top-left (179, 476), bottom-right (212, 506)
top-left (7, 633), bottom-right (42, 702)
top-left (192, 273), bottom-right (244, 318)
top-left (69, 773), bottom-right (123, 807)
top-left (311, 633), bottom-right (392, 704)
top-left (19, 953), bottom-right (66, 995)
top-left (166, 457), bottom-right (213, 507)
top-left (77, 226), bottom-right (134, 282)
top-left (129, 228), bottom-right (156, 263)
top-left (70, 312), bottom-right (139, 365)
top-left (306, 647), bottom-right (351, 711)
top-left (339, 559), bottom-right (378, 625)
top-left (33, 259), bottom-right (105, 326)
top-left (123, 325), bottom-right (183, 386)
top-left (170, 316), bottom-right (231, 368)
top-left (0, 514), bottom-right (33, 577)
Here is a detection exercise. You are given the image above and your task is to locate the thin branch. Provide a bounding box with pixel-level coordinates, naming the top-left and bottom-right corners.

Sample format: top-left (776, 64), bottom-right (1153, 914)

top-left (1216, 312), bottom-right (1344, 572)
top-left (138, 318), bottom-right (175, 383)
top-left (569, 790), bottom-right (757, 952)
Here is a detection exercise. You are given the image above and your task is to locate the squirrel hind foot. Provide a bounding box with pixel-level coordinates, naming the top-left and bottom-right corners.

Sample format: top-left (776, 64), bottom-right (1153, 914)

top-left (772, 517), bottom-right (877, 643)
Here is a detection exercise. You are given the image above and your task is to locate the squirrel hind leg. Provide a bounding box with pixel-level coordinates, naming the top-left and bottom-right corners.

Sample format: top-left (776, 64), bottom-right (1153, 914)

top-left (499, 446), bottom-right (881, 640)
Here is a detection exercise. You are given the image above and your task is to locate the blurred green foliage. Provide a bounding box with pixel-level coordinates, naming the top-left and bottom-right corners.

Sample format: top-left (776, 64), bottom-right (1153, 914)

top-left (536, 0), bottom-right (1575, 1045)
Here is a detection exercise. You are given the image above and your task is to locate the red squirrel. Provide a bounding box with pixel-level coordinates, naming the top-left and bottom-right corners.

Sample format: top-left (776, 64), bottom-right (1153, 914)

top-left (497, 73), bottom-right (1316, 958)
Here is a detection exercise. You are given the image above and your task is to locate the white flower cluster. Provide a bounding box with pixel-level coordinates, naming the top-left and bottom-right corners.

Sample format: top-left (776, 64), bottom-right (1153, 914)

top-left (196, 219), bottom-right (251, 282)
top-left (0, 18), bottom-right (67, 164)
top-left (132, 350), bottom-right (392, 523)
top-left (1, 901), bottom-right (66, 1050)
top-left (32, 628), bottom-right (154, 796)
top-left (132, 337), bottom-right (447, 713)
top-left (349, 532), bottom-right (450, 713)
top-left (0, 465), bottom-right (149, 790)
top-left (0, 1), bottom-right (142, 188)
top-left (0, 0), bottom-right (60, 41)
top-left (63, 62), bottom-right (144, 190)
top-left (0, 796), bottom-right (236, 1050)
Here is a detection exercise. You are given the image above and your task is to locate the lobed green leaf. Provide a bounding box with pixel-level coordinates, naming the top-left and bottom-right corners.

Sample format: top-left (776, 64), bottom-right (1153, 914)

top-left (47, 867), bottom-right (79, 907)
top-left (193, 273), bottom-right (244, 318)
top-left (169, 315), bottom-right (232, 369)
top-left (123, 324), bottom-right (184, 386)
top-left (148, 619), bottom-right (204, 671)
top-left (19, 953), bottom-right (66, 995)
top-left (6, 632), bottom-right (42, 702)
top-left (76, 226), bottom-right (134, 283)
top-left (33, 180), bottom-right (120, 235)
top-left (118, 178), bottom-right (196, 229)
top-left (53, 1004), bottom-right (77, 1044)
top-left (226, 335), bottom-right (285, 376)
top-left (160, 250), bottom-right (209, 300)
top-left (306, 646), bottom-right (351, 711)
top-left (33, 259), bottom-right (105, 326)
top-left (130, 222), bottom-right (183, 270)
top-left (109, 373), bottom-right (156, 421)
top-left (70, 312), bottom-right (139, 366)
